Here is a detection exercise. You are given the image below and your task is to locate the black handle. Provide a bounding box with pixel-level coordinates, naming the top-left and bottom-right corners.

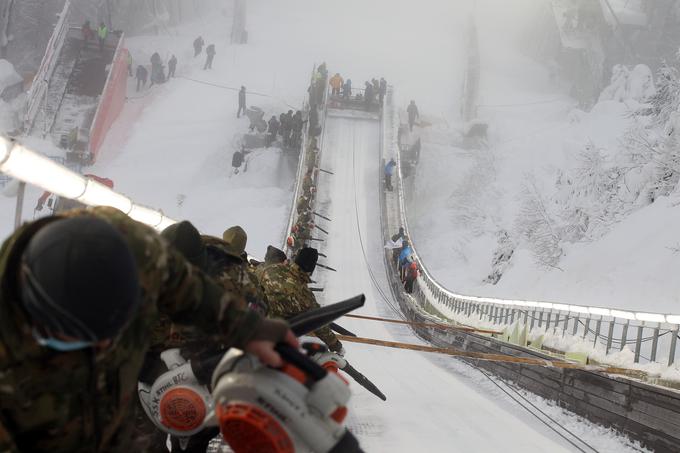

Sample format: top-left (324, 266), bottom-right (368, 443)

top-left (289, 294), bottom-right (365, 337)
top-left (328, 430), bottom-right (365, 453)
top-left (330, 322), bottom-right (357, 337)
top-left (275, 343), bottom-right (327, 381)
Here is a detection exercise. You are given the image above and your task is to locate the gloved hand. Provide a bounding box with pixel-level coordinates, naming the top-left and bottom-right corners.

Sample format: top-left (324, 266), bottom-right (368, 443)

top-left (336, 346), bottom-right (346, 357)
top-left (245, 318), bottom-right (299, 368)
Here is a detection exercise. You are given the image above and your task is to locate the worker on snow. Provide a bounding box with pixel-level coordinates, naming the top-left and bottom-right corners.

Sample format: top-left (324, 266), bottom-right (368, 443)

top-left (342, 78), bottom-right (352, 98)
top-left (329, 73), bottom-right (344, 96)
top-left (384, 158), bottom-right (396, 191)
top-left (149, 54), bottom-right (165, 86)
top-left (127, 51), bottom-right (133, 77)
top-left (404, 261), bottom-right (419, 294)
top-left (258, 247), bottom-right (344, 353)
top-left (391, 227), bottom-right (406, 265)
top-left (97, 22), bottom-right (108, 52)
top-left (399, 240), bottom-right (413, 280)
top-left (267, 115), bottom-right (280, 147)
top-left (204, 44), bottom-right (216, 70)
top-left (193, 35), bottom-right (204, 57)
top-left (364, 81), bottom-right (374, 110)
top-left (291, 110), bottom-right (304, 148)
top-left (379, 77), bottom-right (387, 105)
top-left (232, 147), bottom-right (244, 175)
top-left (407, 100), bottom-right (419, 131)
top-left (237, 86), bottom-right (247, 118)
top-left (135, 65), bottom-right (148, 91)
top-left (81, 20), bottom-right (94, 41)
top-left (167, 55), bottom-right (177, 78)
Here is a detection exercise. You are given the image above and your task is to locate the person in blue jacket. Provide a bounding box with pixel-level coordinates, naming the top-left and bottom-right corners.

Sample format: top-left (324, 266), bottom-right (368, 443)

top-left (399, 241), bottom-right (413, 280)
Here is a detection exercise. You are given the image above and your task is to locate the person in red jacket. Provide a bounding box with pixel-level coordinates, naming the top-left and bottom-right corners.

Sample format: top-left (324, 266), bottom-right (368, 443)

top-left (404, 261), bottom-right (419, 294)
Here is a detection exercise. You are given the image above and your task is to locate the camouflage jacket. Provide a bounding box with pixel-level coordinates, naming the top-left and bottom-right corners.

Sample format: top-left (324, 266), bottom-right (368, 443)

top-left (257, 263), bottom-right (340, 351)
top-left (202, 236), bottom-right (268, 315)
top-left (296, 196), bottom-right (309, 215)
top-left (0, 207), bottom-right (261, 453)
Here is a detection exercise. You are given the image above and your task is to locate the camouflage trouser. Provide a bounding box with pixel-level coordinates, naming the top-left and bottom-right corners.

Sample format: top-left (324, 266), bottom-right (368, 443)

top-left (133, 405), bottom-right (167, 452)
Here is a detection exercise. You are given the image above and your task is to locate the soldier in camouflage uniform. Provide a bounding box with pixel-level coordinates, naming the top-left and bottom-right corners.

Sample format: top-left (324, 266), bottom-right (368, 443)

top-left (0, 207), bottom-right (295, 453)
top-left (208, 225), bottom-right (268, 315)
top-left (152, 222), bottom-right (271, 452)
top-left (258, 247), bottom-right (342, 353)
top-left (301, 170), bottom-right (314, 198)
top-left (161, 222), bottom-right (268, 317)
top-left (296, 195), bottom-right (310, 216)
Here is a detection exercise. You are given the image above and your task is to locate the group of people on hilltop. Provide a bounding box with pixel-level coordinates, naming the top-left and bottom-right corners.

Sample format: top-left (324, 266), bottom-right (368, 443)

top-left (236, 85), bottom-right (304, 148)
top-left (129, 34), bottom-right (218, 93)
top-left (133, 52), bottom-right (177, 92)
top-left (81, 20), bottom-right (109, 52)
top-left (263, 110), bottom-right (305, 148)
top-left (328, 73), bottom-right (388, 110)
top-left (363, 77), bottom-right (388, 108)
top-left (193, 36), bottom-right (216, 70)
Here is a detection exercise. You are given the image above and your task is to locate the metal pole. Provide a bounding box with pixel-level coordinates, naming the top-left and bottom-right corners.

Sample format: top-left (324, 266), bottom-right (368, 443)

top-left (594, 318), bottom-right (602, 347)
top-left (606, 321), bottom-right (615, 355)
top-left (669, 326), bottom-right (679, 367)
top-left (633, 325), bottom-right (643, 363)
top-left (620, 321), bottom-right (629, 352)
top-left (572, 315), bottom-right (580, 336)
top-left (14, 181), bottom-right (25, 230)
top-left (650, 325), bottom-right (660, 363)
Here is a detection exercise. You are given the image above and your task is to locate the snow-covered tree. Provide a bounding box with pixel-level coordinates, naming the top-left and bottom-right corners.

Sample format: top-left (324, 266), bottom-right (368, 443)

top-left (646, 62), bottom-right (680, 128)
top-left (516, 175), bottom-right (563, 268)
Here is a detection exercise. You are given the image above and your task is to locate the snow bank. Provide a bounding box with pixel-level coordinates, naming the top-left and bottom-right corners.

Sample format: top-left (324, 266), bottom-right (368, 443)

top-left (0, 59), bottom-right (22, 92)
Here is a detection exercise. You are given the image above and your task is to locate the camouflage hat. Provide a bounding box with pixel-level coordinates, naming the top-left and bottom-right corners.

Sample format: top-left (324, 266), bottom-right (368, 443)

top-left (162, 221), bottom-right (208, 271)
top-left (222, 226), bottom-right (248, 259)
top-left (264, 245), bottom-right (287, 265)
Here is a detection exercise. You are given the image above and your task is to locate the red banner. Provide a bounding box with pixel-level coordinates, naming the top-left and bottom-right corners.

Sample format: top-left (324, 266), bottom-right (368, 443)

top-left (88, 35), bottom-right (129, 161)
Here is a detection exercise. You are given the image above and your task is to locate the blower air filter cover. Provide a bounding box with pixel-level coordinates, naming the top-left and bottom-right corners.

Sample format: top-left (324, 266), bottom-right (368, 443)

top-left (159, 386), bottom-right (207, 433)
top-left (218, 402), bottom-right (294, 453)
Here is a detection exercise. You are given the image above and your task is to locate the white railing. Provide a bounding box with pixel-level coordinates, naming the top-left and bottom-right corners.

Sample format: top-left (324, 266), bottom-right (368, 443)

top-left (24, 0), bottom-right (71, 132)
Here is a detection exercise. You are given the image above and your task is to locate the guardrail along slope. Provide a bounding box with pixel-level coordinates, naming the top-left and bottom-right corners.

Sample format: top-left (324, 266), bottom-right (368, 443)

top-left (378, 87), bottom-right (680, 452)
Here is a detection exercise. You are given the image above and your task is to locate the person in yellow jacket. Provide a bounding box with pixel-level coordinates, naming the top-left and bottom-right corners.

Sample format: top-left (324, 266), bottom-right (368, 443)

top-left (97, 22), bottom-right (108, 52)
top-left (329, 73), bottom-right (343, 96)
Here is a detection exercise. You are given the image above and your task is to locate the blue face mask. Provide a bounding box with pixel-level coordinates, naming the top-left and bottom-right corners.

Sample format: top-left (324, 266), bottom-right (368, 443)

top-left (32, 329), bottom-right (93, 352)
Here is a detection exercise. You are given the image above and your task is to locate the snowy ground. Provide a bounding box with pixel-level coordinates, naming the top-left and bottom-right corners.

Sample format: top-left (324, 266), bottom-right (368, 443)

top-left (405, 0), bottom-right (680, 315)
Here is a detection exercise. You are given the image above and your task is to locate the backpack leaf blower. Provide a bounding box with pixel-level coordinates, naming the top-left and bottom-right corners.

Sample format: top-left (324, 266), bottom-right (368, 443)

top-left (138, 295), bottom-right (367, 452)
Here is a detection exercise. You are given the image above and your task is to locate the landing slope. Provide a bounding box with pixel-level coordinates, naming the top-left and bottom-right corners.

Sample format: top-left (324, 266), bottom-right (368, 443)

top-left (315, 114), bottom-right (574, 452)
